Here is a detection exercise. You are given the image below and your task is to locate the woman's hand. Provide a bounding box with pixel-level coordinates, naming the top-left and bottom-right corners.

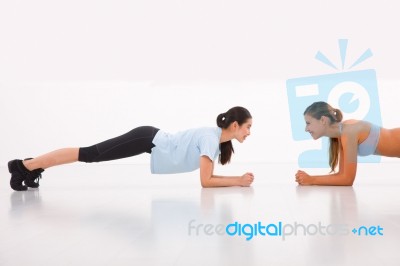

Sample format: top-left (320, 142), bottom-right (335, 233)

top-left (295, 170), bottom-right (313, 185)
top-left (240, 172), bottom-right (254, 187)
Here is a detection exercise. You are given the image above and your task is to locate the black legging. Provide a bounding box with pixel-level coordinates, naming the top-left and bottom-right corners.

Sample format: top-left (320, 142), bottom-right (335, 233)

top-left (78, 126), bottom-right (159, 163)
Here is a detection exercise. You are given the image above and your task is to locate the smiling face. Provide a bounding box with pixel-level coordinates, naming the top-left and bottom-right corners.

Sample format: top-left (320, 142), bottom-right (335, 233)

top-left (233, 118), bottom-right (252, 143)
top-left (304, 114), bottom-right (325, 140)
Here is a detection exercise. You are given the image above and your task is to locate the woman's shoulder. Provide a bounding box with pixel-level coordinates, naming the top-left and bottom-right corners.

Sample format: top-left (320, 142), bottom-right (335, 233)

top-left (342, 119), bottom-right (372, 135)
top-left (342, 119), bottom-right (373, 128)
top-left (342, 119), bottom-right (364, 125)
top-left (196, 127), bottom-right (222, 137)
top-left (193, 126), bottom-right (220, 132)
top-left (179, 127), bottom-right (221, 138)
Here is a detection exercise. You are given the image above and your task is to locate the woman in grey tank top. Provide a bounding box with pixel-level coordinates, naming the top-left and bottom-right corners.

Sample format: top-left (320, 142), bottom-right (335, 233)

top-left (295, 101), bottom-right (400, 186)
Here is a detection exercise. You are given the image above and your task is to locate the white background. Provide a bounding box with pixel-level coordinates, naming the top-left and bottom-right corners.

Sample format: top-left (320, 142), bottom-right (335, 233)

top-left (1, 0), bottom-right (400, 166)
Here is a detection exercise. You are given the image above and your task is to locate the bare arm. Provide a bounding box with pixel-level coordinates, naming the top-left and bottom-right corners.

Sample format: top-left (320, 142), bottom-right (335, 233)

top-left (296, 134), bottom-right (358, 186)
top-left (199, 156), bottom-right (254, 188)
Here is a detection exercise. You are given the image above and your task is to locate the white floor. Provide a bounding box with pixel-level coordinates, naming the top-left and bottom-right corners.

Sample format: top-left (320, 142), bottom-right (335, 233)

top-left (1, 162), bottom-right (400, 266)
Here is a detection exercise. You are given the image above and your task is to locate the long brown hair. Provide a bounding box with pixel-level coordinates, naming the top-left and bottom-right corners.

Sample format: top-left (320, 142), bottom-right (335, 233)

top-left (304, 101), bottom-right (343, 172)
top-left (216, 106), bottom-right (252, 165)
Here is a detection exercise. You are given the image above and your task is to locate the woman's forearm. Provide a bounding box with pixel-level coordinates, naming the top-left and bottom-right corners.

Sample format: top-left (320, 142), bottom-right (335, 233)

top-left (201, 175), bottom-right (242, 188)
top-left (311, 173), bottom-right (355, 186)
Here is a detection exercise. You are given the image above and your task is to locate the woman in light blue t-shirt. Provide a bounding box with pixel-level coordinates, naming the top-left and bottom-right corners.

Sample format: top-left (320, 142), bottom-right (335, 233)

top-left (8, 106), bottom-right (254, 191)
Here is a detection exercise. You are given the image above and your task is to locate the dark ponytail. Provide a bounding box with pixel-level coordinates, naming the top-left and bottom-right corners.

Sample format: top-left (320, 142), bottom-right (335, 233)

top-left (216, 106), bottom-right (252, 165)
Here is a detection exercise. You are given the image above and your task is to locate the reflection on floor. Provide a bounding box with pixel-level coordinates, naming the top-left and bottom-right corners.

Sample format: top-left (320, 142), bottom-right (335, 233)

top-left (1, 163), bottom-right (399, 266)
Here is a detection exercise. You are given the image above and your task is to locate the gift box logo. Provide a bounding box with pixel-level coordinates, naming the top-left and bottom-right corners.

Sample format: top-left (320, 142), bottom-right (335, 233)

top-left (286, 39), bottom-right (382, 168)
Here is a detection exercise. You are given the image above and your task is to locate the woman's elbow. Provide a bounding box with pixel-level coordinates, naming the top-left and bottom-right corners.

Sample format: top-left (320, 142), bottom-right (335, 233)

top-left (200, 181), bottom-right (208, 188)
top-left (342, 180), bottom-right (354, 186)
top-left (200, 177), bottom-right (212, 188)
top-left (341, 175), bottom-right (355, 186)
top-left (201, 182), bottom-right (215, 188)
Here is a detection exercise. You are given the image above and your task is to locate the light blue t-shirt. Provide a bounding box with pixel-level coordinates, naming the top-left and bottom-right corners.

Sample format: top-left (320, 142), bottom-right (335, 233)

top-left (150, 127), bottom-right (222, 174)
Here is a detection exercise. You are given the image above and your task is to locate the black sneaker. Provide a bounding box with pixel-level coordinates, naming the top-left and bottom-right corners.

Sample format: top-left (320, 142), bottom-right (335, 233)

top-left (22, 158), bottom-right (44, 189)
top-left (8, 159), bottom-right (28, 191)
top-left (8, 159), bottom-right (44, 191)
